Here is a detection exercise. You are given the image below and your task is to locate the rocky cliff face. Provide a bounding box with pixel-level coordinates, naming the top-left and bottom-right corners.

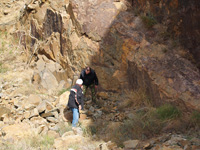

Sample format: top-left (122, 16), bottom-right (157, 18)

top-left (129, 0), bottom-right (200, 68)
top-left (1, 0), bottom-right (199, 110)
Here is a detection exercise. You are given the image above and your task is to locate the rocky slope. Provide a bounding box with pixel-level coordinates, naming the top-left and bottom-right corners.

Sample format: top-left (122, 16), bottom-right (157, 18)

top-left (0, 0), bottom-right (200, 149)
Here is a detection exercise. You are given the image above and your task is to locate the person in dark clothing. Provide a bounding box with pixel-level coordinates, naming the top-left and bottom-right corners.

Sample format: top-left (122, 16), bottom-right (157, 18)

top-left (67, 79), bottom-right (84, 127)
top-left (80, 66), bottom-right (98, 102)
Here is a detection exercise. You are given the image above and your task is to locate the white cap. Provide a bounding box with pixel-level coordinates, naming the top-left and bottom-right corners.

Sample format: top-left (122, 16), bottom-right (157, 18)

top-left (76, 79), bottom-right (83, 85)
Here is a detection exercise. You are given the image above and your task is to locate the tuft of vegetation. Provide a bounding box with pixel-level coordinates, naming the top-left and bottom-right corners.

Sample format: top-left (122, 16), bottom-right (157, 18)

top-left (159, 31), bottom-right (171, 40)
top-left (141, 13), bottom-right (157, 29)
top-left (0, 31), bottom-right (9, 53)
top-left (191, 111), bottom-right (200, 126)
top-left (58, 88), bottom-right (70, 96)
top-left (82, 125), bottom-right (97, 137)
top-left (0, 41), bottom-right (5, 52)
top-left (118, 88), bottom-right (152, 111)
top-left (0, 134), bottom-right (54, 150)
top-left (57, 122), bottom-right (72, 136)
top-left (68, 144), bottom-right (79, 150)
top-left (0, 62), bottom-right (8, 73)
top-left (110, 109), bottom-right (163, 146)
top-left (106, 104), bottom-right (182, 146)
top-left (29, 134), bottom-right (54, 149)
top-left (155, 104), bottom-right (181, 121)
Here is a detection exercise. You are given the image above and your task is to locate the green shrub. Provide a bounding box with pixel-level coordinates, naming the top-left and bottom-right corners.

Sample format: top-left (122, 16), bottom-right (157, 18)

top-left (156, 104), bottom-right (181, 121)
top-left (141, 14), bottom-right (157, 29)
top-left (191, 111), bottom-right (200, 125)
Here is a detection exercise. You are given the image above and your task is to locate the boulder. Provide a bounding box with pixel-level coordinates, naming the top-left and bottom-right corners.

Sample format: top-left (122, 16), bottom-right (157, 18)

top-left (53, 135), bottom-right (83, 149)
top-left (26, 94), bottom-right (42, 106)
top-left (0, 107), bottom-right (11, 119)
top-left (123, 140), bottom-right (139, 149)
top-left (58, 91), bottom-right (70, 107)
top-left (2, 123), bottom-right (33, 140)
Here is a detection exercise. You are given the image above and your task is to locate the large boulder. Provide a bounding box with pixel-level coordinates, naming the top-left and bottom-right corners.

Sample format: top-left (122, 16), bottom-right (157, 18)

top-left (2, 123), bottom-right (33, 140)
top-left (23, 94), bottom-right (42, 109)
top-left (57, 91), bottom-right (70, 107)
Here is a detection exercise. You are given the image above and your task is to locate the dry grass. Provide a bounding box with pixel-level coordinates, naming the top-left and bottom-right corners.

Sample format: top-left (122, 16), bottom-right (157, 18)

top-left (0, 134), bottom-right (54, 150)
top-left (118, 88), bottom-right (152, 111)
top-left (0, 62), bottom-right (8, 73)
top-left (103, 104), bottom-right (182, 147)
top-left (110, 109), bottom-right (162, 146)
top-left (81, 125), bottom-right (97, 137)
top-left (57, 122), bottom-right (72, 136)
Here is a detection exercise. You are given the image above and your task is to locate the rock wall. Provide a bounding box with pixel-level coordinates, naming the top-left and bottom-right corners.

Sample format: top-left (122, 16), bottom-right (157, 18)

top-left (18, 0), bottom-right (101, 93)
top-left (129, 0), bottom-right (200, 68)
top-left (127, 43), bottom-right (200, 110)
top-left (10, 0), bottom-right (200, 110)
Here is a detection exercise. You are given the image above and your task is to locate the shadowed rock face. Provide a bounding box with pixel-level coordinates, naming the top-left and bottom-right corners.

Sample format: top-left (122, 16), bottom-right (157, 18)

top-left (43, 9), bottom-right (62, 38)
top-left (129, 0), bottom-right (200, 68)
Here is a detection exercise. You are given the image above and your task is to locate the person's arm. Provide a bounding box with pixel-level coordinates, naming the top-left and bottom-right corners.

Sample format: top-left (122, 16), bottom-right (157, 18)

top-left (80, 93), bottom-right (84, 110)
top-left (94, 71), bottom-right (98, 86)
top-left (77, 89), bottom-right (84, 110)
top-left (67, 90), bottom-right (75, 108)
top-left (80, 70), bottom-right (84, 80)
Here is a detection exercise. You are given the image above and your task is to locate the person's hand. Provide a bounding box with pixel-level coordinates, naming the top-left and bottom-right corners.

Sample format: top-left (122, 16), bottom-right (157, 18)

top-left (79, 105), bottom-right (82, 110)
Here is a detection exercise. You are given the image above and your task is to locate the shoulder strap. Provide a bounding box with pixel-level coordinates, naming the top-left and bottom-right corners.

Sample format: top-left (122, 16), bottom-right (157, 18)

top-left (71, 88), bottom-right (79, 105)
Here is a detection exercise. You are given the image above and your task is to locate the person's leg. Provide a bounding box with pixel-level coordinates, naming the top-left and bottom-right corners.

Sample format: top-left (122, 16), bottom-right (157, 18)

top-left (90, 84), bottom-right (96, 103)
top-left (83, 85), bottom-right (88, 100)
top-left (83, 85), bottom-right (87, 95)
top-left (71, 108), bottom-right (79, 127)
